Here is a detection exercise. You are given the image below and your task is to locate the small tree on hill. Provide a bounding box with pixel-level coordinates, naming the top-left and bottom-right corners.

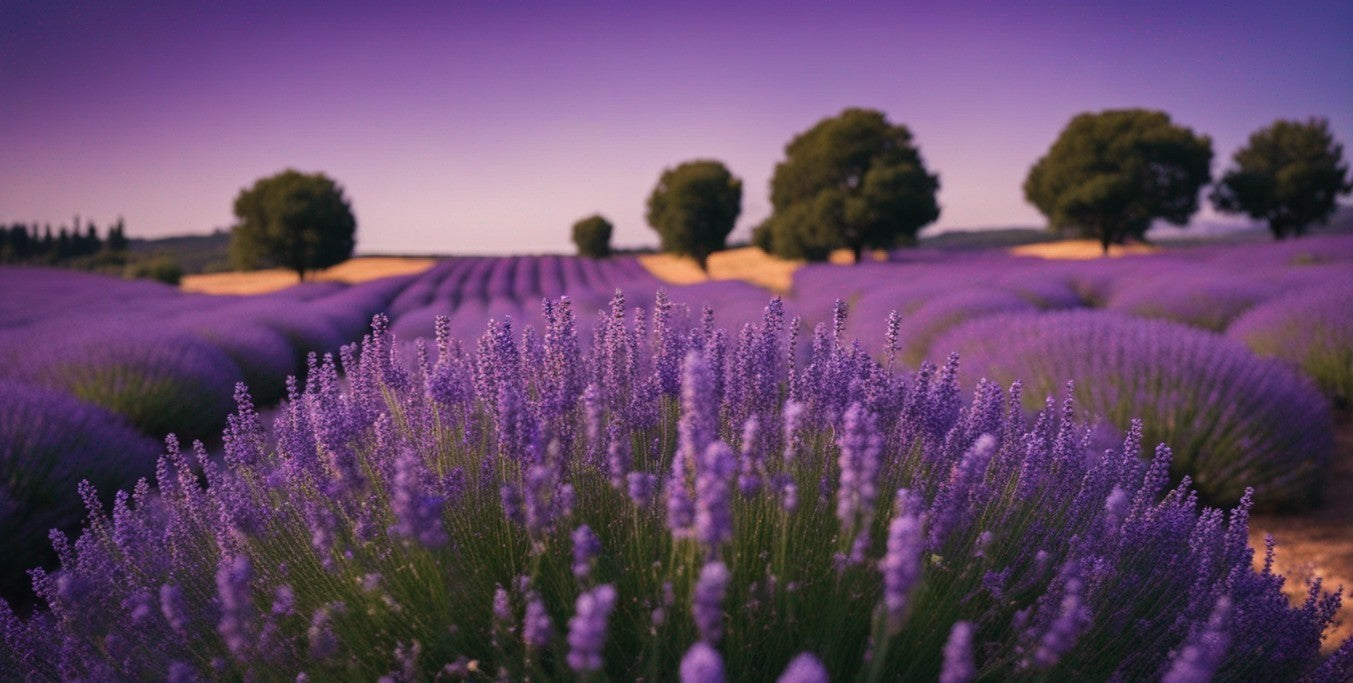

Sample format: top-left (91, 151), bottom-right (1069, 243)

top-left (1024, 109), bottom-right (1213, 254)
top-left (645, 160), bottom-right (742, 271)
top-left (230, 169), bottom-right (356, 281)
top-left (1211, 118), bottom-right (1352, 239)
top-left (572, 214), bottom-right (614, 258)
top-left (756, 108), bottom-right (940, 263)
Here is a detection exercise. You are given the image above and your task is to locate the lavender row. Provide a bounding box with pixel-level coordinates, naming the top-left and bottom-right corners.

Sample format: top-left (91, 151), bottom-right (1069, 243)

top-left (933, 310), bottom-right (1333, 509)
top-left (0, 381), bottom-right (161, 599)
top-left (1, 297), bottom-right (1347, 680)
top-left (1228, 281), bottom-right (1353, 408)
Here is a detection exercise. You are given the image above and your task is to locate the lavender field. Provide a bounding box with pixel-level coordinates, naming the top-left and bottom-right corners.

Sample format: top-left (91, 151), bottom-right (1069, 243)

top-left (1, 238), bottom-right (1352, 680)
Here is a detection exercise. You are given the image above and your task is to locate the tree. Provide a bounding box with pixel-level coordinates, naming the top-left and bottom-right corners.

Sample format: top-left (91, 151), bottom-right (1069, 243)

top-left (1211, 118), bottom-right (1352, 239)
top-left (1024, 109), bottom-right (1213, 254)
top-left (572, 214), bottom-right (614, 258)
top-left (230, 169), bottom-right (356, 281)
top-left (645, 160), bottom-right (742, 271)
top-left (756, 108), bottom-right (940, 264)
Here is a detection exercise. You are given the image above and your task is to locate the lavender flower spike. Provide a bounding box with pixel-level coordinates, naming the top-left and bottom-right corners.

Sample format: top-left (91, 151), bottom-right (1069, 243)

top-left (776, 652), bottom-right (828, 683)
top-left (566, 584), bottom-right (617, 673)
top-left (572, 524), bottom-right (602, 581)
top-left (523, 593), bottom-right (553, 650)
top-left (696, 441), bottom-right (737, 554)
top-left (882, 489), bottom-right (924, 633)
top-left (390, 447), bottom-right (448, 548)
top-left (1032, 574), bottom-right (1092, 668)
top-left (1161, 595), bottom-right (1231, 683)
top-left (836, 402), bottom-right (882, 531)
top-left (693, 561), bottom-right (730, 643)
top-left (679, 641), bottom-right (727, 683)
top-left (940, 621), bottom-right (976, 683)
top-left (216, 554), bottom-right (253, 658)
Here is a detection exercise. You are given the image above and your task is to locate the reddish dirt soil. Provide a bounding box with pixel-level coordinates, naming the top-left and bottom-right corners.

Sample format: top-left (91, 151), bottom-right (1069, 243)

top-left (1250, 414), bottom-right (1353, 653)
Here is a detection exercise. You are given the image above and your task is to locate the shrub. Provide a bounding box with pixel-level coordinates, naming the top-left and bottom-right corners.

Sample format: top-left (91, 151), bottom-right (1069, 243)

top-left (1, 300), bottom-right (1346, 681)
top-left (888, 288), bottom-right (1036, 366)
top-left (5, 324), bottom-right (244, 441)
top-left (933, 310), bottom-right (1333, 509)
top-left (175, 315), bottom-right (299, 404)
top-left (0, 381), bottom-right (160, 600)
top-left (1228, 282), bottom-right (1353, 407)
top-left (1104, 270), bottom-right (1277, 331)
top-left (123, 255), bottom-right (184, 285)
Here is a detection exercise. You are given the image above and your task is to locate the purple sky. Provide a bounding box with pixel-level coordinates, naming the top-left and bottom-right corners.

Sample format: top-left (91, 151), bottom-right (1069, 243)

top-left (2, 1), bottom-right (1350, 255)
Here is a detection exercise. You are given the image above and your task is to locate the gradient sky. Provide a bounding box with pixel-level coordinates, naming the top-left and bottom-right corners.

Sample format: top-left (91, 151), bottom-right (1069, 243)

top-left (2, 1), bottom-right (1351, 255)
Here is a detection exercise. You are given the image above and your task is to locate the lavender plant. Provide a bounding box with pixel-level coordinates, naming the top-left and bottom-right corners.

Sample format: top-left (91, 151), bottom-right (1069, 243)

top-left (176, 315), bottom-right (298, 404)
top-left (1104, 271), bottom-right (1278, 332)
top-left (2, 325), bottom-right (245, 441)
top-left (1228, 282), bottom-right (1353, 407)
top-left (0, 380), bottom-right (160, 599)
top-left (1, 297), bottom-right (1348, 681)
top-left (935, 310), bottom-right (1334, 509)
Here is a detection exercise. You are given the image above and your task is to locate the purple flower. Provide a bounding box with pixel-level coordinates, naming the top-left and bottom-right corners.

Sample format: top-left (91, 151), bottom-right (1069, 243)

top-left (693, 561), bottom-right (730, 643)
top-left (390, 447), bottom-right (448, 549)
top-left (160, 583), bottom-right (189, 633)
top-left (1103, 486), bottom-right (1129, 535)
top-left (737, 414), bottom-right (763, 496)
top-left (308, 605), bottom-right (340, 661)
top-left (0, 380), bottom-right (159, 594)
top-left (628, 471), bottom-right (657, 506)
top-left (523, 594), bottom-right (553, 650)
top-left (216, 554), bottom-right (253, 658)
top-left (1161, 596), bottom-right (1231, 683)
top-left (696, 442), bottom-right (737, 554)
top-left (782, 399), bottom-right (805, 466)
top-left (272, 584), bottom-right (296, 616)
top-left (934, 310), bottom-right (1333, 508)
top-left (607, 420), bottom-right (632, 489)
top-left (836, 403), bottom-right (882, 534)
top-left (882, 490), bottom-right (924, 633)
top-left (1229, 280), bottom-right (1353, 405)
top-left (572, 524), bottom-right (602, 581)
top-left (679, 641), bottom-right (726, 683)
top-left (566, 584), bottom-right (617, 673)
top-left (1032, 575), bottom-right (1091, 668)
top-left (776, 652), bottom-right (828, 683)
top-left (940, 621), bottom-right (976, 683)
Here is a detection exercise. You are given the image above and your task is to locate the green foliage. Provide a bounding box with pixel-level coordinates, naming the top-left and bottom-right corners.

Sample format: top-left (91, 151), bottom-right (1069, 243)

top-left (0, 217), bottom-right (126, 265)
top-left (1211, 118), bottom-right (1353, 239)
top-left (1024, 109), bottom-right (1213, 253)
top-left (123, 254), bottom-right (183, 285)
top-left (230, 169), bottom-right (357, 280)
top-left (759, 108), bottom-right (940, 263)
top-left (645, 160), bottom-right (742, 270)
top-left (571, 214), bottom-right (614, 258)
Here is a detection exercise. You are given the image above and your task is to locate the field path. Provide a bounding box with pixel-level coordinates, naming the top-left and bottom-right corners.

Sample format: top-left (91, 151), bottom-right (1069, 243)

top-left (1250, 414), bottom-right (1353, 652)
top-left (181, 256), bottom-right (436, 295)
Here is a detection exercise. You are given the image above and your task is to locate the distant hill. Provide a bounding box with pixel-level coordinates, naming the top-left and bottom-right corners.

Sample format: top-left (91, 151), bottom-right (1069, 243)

top-left (918, 227), bottom-right (1054, 250)
top-left (129, 204), bottom-right (1353, 268)
top-left (127, 230), bottom-right (231, 273)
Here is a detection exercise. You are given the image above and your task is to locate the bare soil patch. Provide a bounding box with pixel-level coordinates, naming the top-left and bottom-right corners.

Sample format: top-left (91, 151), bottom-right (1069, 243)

top-left (1009, 239), bottom-right (1159, 260)
top-left (1250, 415), bottom-right (1353, 652)
top-left (638, 246), bottom-right (886, 293)
top-left (180, 257), bottom-right (436, 295)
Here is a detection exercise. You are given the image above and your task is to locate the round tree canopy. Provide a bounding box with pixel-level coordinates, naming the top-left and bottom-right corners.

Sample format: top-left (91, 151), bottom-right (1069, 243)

top-left (230, 169), bottom-right (357, 280)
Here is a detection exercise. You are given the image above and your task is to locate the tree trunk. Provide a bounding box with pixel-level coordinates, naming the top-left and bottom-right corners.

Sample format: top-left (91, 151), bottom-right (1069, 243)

top-left (695, 251), bottom-right (709, 273)
top-left (852, 243), bottom-right (864, 265)
top-left (1269, 220), bottom-right (1292, 240)
top-left (296, 266), bottom-right (307, 282)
